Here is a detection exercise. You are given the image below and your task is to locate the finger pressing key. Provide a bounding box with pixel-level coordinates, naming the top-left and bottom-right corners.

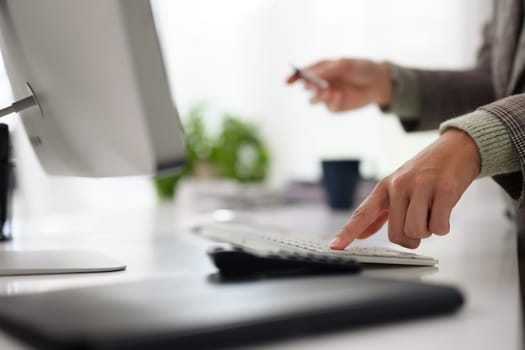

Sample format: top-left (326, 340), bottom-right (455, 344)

top-left (329, 187), bottom-right (388, 250)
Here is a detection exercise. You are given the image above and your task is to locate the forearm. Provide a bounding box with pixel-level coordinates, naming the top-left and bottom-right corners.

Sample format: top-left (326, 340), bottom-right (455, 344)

top-left (387, 65), bottom-right (525, 202)
top-left (439, 94), bottom-right (525, 203)
top-left (386, 65), bottom-right (496, 132)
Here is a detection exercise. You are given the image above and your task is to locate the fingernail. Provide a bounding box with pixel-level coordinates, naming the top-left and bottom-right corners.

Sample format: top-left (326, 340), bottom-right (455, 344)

top-left (329, 236), bottom-right (342, 248)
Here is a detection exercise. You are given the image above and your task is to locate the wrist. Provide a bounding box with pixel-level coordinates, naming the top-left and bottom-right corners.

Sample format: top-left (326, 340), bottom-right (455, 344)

top-left (440, 128), bottom-right (481, 179)
top-left (440, 110), bottom-right (521, 178)
top-left (375, 62), bottom-right (394, 108)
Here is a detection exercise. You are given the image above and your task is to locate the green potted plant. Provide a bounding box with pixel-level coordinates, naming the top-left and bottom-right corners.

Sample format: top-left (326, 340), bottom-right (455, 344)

top-left (154, 105), bottom-right (270, 199)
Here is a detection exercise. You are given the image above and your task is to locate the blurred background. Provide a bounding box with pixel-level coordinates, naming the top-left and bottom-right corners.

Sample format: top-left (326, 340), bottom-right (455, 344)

top-left (0, 0), bottom-right (493, 216)
top-left (154, 0), bottom-right (492, 184)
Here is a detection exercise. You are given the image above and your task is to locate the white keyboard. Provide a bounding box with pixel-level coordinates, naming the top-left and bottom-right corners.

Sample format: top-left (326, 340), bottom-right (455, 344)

top-left (197, 222), bottom-right (438, 266)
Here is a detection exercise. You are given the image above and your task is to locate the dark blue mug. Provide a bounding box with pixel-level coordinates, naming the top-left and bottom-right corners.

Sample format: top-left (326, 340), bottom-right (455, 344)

top-left (321, 159), bottom-right (361, 210)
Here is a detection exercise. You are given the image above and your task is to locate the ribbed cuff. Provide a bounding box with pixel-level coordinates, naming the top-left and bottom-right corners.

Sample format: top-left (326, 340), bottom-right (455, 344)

top-left (382, 65), bottom-right (421, 121)
top-left (439, 110), bottom-right (521, 177)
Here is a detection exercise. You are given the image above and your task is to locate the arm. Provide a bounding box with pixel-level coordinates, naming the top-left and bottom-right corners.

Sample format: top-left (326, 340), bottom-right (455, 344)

top-left (390, 21), bottom-right (496, 131)
top-left (327, 17), bottom-right (525, 249)
top-left (330, 98), bottom-right (524, 250)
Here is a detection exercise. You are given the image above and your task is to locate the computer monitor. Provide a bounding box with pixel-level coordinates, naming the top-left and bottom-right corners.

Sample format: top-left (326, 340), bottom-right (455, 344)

top-left (0, 0), bottom-right (186, 274)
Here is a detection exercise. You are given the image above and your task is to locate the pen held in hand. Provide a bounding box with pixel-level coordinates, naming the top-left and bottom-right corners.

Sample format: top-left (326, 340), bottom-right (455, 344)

top-left (291, 65), bottom-right (329, 90)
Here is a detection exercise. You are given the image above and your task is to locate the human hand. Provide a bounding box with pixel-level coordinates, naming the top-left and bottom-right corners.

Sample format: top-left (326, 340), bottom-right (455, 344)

top-left (329, 129), bottom-right (481, 249)
top-left (286, 58), bottom-right (393, 112)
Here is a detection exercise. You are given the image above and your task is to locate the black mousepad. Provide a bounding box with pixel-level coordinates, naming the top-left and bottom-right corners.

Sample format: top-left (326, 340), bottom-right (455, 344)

top-left (0, 275), bottom-right (463, 349)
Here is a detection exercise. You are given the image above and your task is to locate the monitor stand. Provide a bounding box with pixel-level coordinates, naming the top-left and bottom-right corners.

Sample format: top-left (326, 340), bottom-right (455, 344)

top-left (0, 117), bottom-right (126, 275)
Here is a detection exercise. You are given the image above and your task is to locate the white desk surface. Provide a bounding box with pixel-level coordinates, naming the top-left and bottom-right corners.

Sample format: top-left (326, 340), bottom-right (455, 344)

top-left (0, 178), bottom-right (521, 349)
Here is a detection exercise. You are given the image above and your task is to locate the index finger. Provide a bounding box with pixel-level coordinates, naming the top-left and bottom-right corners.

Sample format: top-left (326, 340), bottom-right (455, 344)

top-left (329, 185), bottom-right (388, 250)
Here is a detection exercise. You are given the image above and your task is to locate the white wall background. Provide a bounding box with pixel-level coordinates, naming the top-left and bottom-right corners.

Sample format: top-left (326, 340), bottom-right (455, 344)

top-left (0, 0), bottom-right (493, 216)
